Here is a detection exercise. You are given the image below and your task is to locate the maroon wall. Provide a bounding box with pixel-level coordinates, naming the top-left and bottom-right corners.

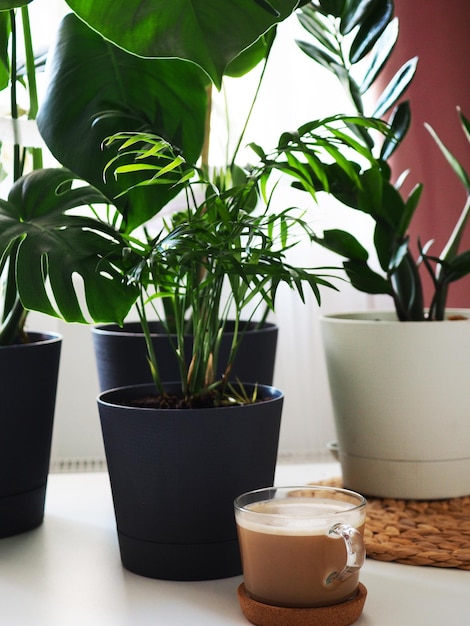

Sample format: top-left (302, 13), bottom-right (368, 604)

top-left (385, 0), bottom-right (470, 307)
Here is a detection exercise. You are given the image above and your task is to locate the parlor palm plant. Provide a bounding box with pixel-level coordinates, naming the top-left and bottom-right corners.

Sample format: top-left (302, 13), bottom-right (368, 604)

top-left (98, 130), bottom-right (346, 404)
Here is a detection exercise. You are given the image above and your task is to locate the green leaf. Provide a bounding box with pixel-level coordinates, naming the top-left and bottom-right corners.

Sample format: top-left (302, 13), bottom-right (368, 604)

top-left (0, 11), bottom-right (10, 91)
top-left (425, 121), bottom-right (470, 191)
top-left (458, 109), bottom-right (470, 144)
top-left (319, 0), bottom-right (346, 17)
top-left (442, 250), bottom-right (470, 283)
top-left (64, 0), bottom-right (297, 88)
top-left (296, 40), bottom-right (340, 71)
top-left (317, 229), bottom-right (370, 262)
top-left (37, 14), bottom-right (207, 232)
top-left (399, 183), bottom-right (423, 236)
top-left (373, 221), bottom-right (394, 271)
top-left (380, 100), bottom-right (411, 160)
top-left (0, 1), bottom-right (33, 8)
top-left (357, 166), bottom-right (383, 217)
top-left (0, 168), bottom-right (138, 324)
top-left (343, 259), bottom-right (391, 294)
top-left (389, 248), bottom-right (424, 320)
top-left (388, 238), bottom-right (410, 272)
top-left (350, 0), bottom-right (394, 63)
top-left (340, 0), bottom-right (377, 35)
top-left (297, 6), bottom-right (339, 56)
top-left (359, 17), bottom-right (398, 93)
top-left (224, 28), bottom-right (276, 78)
top-left (372, 56), bottom-right (418, 118)
top-left (439, 195), bottom-right (470, 265)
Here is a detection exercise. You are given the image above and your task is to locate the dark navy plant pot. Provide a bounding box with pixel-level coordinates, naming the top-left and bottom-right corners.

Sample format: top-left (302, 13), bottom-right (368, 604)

top-left (0, 332), bottom-right (61, 538)
top-left (92, 320), bottom-right (278, 392)
top-left (98, 382), bottom-right (283, 580)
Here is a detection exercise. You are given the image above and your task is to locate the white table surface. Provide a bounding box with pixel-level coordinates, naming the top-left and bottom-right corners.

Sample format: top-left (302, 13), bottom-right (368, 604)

top-left (0, 461), bottom-right (468, 625)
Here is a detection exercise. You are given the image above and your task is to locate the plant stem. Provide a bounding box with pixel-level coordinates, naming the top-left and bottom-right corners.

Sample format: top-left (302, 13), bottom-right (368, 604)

top-left (201, 84), bottom-right (212, 170)
top-left (21, 5), bottom-right (42, 170)
top-left (230, 53), bottom-right (271, 169)
top-left (9, 10), bottom-right (20, 182)
top-left (136, 295), bottom-right (164, 395)
top-left (0, 295), bottom-right (27, 346)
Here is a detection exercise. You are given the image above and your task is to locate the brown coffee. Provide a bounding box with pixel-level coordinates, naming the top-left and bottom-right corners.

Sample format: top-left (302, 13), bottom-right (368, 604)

top-left (236, 499), bottom-right (365, 608)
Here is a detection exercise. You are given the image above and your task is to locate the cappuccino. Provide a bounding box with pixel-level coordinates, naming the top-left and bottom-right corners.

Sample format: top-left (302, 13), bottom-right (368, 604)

top-left (235, 491), bottom-right (366, 608)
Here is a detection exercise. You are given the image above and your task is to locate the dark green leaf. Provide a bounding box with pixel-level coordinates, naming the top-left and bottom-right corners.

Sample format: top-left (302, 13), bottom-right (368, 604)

top-left (372, 56), bottom-right (418, 118)
top-left (374, 218), bottom-right (399, 271)
top-left (343, 259), bottom-right (391, 294)
top-left (296, 40), bottom-right (340, 71)
top-left (458, 109), bottom-right (470, 144)
top-left (357, 166), bottom-right (383, 217)
top-left (359, 17), bottom-right (398, 93)
top-left (389, 248), bottom-right (424, 320)
top-left (64, 0), bottom-right (297, 87)
top-left (340, 0), bottom-right (378, 35)
top-left (380, 101), bottom-right (411, 160)
top-left (0, 168), bottom-right (138, 324)
top-left (317, 228), bottom-right (370, 261)
top-left (350, 0), bottom-right (394, 63)
top-left (0, 1), bottom-right (33, 8)
top-left (442, 250), bottom-right (470, 283)
top-left (399, 183), bottom-right (423, 236)
top-left (319, 0), bottom-right (346, 17)
top-left (358, 168), bottom-right (407, 234)
top-left (388, 238), bottom-right (410, 272)
top-left (37, 14), bottom-right (207, 233)
top-left (297, 7), bottom-right (339, 55)
top-left (0, 11), bottom-right (10, 91)
top-left (224, 29), bottom-right (275, 78)
top-left (347, 75), bottom-right (365, 114)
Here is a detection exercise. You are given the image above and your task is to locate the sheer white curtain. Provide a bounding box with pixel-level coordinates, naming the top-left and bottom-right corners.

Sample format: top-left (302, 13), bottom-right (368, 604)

top-left (210, 17), bottom-right (384, 459)
top-left (18, 5), bottom-right (385, 467)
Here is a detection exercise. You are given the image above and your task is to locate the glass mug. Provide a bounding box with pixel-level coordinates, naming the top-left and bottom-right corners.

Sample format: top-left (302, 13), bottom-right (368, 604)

top-left (234, 485), bottom-right (367, 608)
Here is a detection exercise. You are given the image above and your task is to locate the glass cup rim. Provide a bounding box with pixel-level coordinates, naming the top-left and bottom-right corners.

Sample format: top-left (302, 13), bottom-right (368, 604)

top-left (234, 485), bottom-right (367, 516)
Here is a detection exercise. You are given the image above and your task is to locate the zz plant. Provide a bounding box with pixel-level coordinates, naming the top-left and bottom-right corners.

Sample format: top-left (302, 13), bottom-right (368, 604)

top-left (286, 0), bottom-right (470, 321)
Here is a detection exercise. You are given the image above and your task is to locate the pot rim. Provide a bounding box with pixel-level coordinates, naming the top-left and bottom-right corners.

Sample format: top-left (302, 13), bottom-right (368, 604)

top-left (92, 320), bottom-right (278, 338)
top-left (0, 331), bottom-right (62, 350)
top-left (319, 308), bottom-right (470, 324)
top-left (97, 381), bottom-right (284, 410)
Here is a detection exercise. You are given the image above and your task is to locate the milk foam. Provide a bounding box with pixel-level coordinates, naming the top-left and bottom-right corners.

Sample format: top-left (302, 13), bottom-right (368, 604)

top-left (236, 498), bottom-right (364, 535)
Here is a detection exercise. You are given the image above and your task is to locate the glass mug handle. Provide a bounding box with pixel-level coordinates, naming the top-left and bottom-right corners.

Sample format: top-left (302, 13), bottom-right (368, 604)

top-left (325, 523), bottom-right (365, 586)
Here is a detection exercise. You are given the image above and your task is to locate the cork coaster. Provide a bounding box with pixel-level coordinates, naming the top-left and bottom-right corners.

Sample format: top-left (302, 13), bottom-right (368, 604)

top-left (237, 582), bottom-right (367, 626)
top-left (314, 478), bottom-right (470, 570)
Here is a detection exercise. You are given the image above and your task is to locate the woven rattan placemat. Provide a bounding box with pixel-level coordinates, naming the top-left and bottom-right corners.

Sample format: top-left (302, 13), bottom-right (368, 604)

top-left (313, 477), bottom-right (470, 570)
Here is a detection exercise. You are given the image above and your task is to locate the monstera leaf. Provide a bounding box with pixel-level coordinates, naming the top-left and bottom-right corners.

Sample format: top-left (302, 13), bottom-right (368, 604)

top-left (0, 168), bottom-right (138, 324)
top-left (63, 0), bottom-right (298, 87)
top-left (37, 13), bottom-right (208, 233)
top-left (0, 1), bottom-right (33, 7)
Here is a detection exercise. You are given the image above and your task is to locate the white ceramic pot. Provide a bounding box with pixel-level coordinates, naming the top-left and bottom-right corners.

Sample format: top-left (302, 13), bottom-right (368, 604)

top-left (320, 310), bottom-right (470, 499)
